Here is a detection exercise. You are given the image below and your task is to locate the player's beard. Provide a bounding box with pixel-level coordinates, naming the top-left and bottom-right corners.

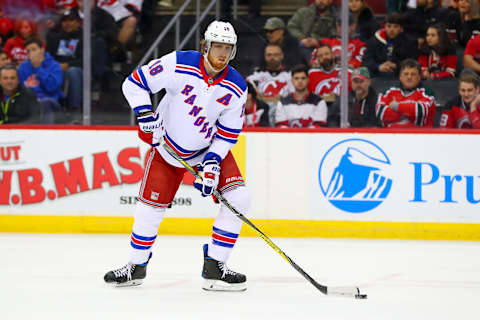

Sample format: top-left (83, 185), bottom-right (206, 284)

top-left (207, 52), bottom-right (228, 71)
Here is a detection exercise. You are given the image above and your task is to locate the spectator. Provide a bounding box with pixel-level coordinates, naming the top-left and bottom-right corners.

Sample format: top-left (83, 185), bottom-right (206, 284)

top-left (363, 13), bottom-right (418, 78)
top-left (446, 0), bottom-right (480, 47)
top-left (0, 64), bottom-right (40, 124)
top-left (3, 19), bottom-right (38, 65)
top-left (18, 38), bottom-right (63, 124)
top-left (386, 0), bottom-right (407, 13)
top-left (463, 34), bottom-right (480, 74)
top-left (276, 64), bottom-right (327, 128)
top-left (77, 0), bottom-right (116, 46)
top-left (419, 23), bottom-right (456, 80)
top-left (331, 66), bottom-right (378, 127)
top-left (376, 59), bottom-right (436, 128)
top-left (254, 17), bottom-right (305, 71)
top-left (247, 44), bottom-right (294, 125)
top-left (243, 82), bottom-right (270, 127)
top-left (308, 44), bottom-right (351, 105)
top-left (287, 0), bottom-right (337, 63)
top-left (439, 72), bottom-right (480, 128)
top-left (221, 0), bottom-right (262, 20)
top-left (0, 50), bottom-right (11, 67)
top-left (0, 9), bottom-right (14, 47)
top-left (46, 9), bottom-right (83, 110)
top-left (320, 13), bottom-right (366, 69)
top-left (77, 0), bottom-right (115, 89)
top-left (403, 0), bottom-right (450, 47)
top-left (97, 0), bottom-right (140, 62)
top-left (43, 0), bottom-right (78, 12)
top-left (349, 0), bottom-right (380, 43)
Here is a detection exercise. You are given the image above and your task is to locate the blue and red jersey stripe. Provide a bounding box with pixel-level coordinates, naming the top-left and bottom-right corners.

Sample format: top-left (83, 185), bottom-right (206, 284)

top-left (215, 122), bottom-right (241, 144)
top-left (164, 132), bottom-right (207, 160)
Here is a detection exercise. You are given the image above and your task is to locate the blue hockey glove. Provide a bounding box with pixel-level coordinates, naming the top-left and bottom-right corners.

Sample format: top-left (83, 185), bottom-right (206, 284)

top-left (194, 152), bottom-right (222, 197)
top-left (137, 111), bottom-right (162, 133)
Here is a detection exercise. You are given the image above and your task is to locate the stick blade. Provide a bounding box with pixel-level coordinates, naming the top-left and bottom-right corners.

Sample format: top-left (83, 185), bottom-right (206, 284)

top-left (327, 286), bottom-right (367, 299)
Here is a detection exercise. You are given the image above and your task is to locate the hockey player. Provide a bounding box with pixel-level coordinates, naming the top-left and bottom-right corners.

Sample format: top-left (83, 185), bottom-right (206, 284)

top-left (104, 21), bottom-right (249, 292)
top-left (439, 72), bottom-right (480, 128)
top-left (376, 59), bottom-right (436, 128)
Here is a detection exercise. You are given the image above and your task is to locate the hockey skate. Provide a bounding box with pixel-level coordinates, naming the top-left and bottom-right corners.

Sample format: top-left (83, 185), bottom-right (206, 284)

top-left (201, 244), bottom-right (246, 292)
top-left (104, 253), bottom-right (152, 287)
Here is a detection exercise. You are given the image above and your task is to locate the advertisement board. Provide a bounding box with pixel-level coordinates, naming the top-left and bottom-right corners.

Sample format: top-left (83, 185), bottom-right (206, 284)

top-left (1, 127), bottom-right (479, 240)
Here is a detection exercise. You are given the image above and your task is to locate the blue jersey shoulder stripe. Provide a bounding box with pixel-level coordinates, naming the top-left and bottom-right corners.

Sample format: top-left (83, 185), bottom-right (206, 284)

top-left (175, 69), bottom-right (203, 81)
top-left (225, 66), bottom-right (247, 92)
top-left (176, 50), bottom-right (202, 67)
top-left (128, 75), bottom-right (148, 91)
top-left (137, 68), bottom-right (152, 94)
top-left (218, 83), bottom-right (241, 98)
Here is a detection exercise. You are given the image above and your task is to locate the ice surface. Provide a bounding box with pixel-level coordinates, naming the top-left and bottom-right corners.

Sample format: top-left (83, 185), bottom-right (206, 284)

top-left (2, 233), bottom-right (479, 320)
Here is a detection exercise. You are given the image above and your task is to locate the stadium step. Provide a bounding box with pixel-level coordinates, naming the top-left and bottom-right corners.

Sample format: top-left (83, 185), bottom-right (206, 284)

top-left (156, 0), bottom-right (306, 16)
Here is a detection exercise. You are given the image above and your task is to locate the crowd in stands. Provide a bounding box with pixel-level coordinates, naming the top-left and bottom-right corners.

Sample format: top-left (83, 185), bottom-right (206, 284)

top-left (243, 0), bottom-right (480, 129)
top-left (1, 0), bottom-right (480, 129)
top-left (0, 0), bottom-right (143, 124)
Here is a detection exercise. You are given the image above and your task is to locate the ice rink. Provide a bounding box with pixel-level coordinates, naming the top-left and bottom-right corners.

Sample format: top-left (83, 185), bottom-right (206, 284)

top-left (2, 233), bottom-right (479, 320)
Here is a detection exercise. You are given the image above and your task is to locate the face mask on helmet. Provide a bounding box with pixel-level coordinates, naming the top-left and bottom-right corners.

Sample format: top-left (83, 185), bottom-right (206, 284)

top-left (203, 21), bottom-right (237, 72)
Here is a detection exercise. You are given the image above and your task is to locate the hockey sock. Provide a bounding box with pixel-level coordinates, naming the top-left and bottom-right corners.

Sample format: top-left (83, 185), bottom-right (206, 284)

top-left (208, 186), bottom-right (250, 262)
top-left (129, 201), bottom-right (165, 264)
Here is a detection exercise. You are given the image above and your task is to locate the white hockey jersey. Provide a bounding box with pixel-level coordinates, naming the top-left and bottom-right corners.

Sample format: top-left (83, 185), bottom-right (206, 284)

top-left (246, 69), bottom-right (294, 125)
top-left (122, 50), bottom-right (247, 167)
top-left (246, 69), bottom-right (294, 101)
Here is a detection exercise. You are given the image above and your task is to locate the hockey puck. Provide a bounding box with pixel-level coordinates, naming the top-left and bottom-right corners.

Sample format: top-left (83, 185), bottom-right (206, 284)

top-left (355, 294), bottom-right (368, 299)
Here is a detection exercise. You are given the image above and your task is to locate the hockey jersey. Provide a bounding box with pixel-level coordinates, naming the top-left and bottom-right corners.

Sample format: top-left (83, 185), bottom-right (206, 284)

top-left (439, 95), bottom-right (480, 128)
top-left (320, 37), bottom-right (366, 69)
top-left (308, 67), bottom-right (352, 97)
top-left (246, 69), bottom-right (294, 125)
top-left (122, 50), bottom-right (247, 166)
top-left (275, 92), bottom-right (327, 127)
top-left (246, 69), bottom-right (294, 101)
top-left (418, 48), bottom-right (456, 79)
top-left (376, 86), bottom-right (436, 128)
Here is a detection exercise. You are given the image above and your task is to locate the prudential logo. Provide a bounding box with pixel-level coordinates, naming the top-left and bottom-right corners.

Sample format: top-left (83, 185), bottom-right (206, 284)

top-left (318, 138), bottom-right (392, 213)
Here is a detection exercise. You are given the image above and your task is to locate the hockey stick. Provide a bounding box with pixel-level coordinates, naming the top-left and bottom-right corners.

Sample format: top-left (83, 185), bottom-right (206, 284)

top-left (159, 137), bottom-right (367, 299)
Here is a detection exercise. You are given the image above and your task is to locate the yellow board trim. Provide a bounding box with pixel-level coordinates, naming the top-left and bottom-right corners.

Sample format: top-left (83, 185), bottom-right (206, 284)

top-left (231, 134), bottom-right (246, 178)
top-left (1, 215), bottom-right (480, 241)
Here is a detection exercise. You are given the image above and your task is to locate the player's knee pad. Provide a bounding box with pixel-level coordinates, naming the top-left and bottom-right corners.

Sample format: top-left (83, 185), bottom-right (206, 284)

top-left (134, 201), bottom-right (165, 231)
top-left (222, 186), bottom-right (251, 216)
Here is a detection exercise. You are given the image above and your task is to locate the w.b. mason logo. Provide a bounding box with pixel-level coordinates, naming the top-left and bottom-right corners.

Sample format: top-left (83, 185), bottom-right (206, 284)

top-left (318, 139), bottom-right (392, 213)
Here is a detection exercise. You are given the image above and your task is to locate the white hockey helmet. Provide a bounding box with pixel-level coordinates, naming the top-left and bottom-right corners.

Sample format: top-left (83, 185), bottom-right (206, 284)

top-left (204, 20), bottom-right (237, 61)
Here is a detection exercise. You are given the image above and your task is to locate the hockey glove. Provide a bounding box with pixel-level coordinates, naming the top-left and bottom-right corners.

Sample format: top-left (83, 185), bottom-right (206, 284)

top-left (137, 111), bottom-right (162, 133)
top-left (194, 152), bottom-right (222, 197)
